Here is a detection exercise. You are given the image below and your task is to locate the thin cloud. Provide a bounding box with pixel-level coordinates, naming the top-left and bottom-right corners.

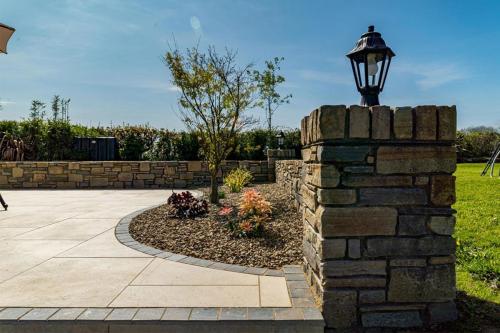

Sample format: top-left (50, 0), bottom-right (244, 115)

top-left (394, 62), bottom-right (466, 90)
top-left (190, 16), bottom-right (203, 37)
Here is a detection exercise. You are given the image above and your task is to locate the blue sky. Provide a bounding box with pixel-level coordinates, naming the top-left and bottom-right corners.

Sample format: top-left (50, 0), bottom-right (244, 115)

top-left (1, 0), bottom-right (499, 130)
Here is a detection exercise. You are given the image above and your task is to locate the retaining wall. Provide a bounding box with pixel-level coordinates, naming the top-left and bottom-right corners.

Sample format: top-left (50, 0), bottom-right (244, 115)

top-left (0, 160), bottom-right (270, 189)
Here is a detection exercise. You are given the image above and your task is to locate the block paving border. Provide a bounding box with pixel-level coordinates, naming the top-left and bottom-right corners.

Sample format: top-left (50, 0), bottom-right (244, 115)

top-left (0, 204), bottom-right (324, 332)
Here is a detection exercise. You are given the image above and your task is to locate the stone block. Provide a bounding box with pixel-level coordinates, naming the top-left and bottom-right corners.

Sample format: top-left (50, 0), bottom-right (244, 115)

top-left (388, 265), bottom-right (455, 302)
top-left (366, 236), bottom-right (455, 257)
top-left (301, 117), bottom-right (307, 145)
top-left (348, 239), bottom-right (361, 259)
top-left (349, 105), bottom-right (370, 138)
top-left (12, 167), bottom-right (23, 178)
top-left (437, 105), bottom-right (457, 141)
top-left (429, 255), bottom-right (455, 265)
top-left (68, 162), bottom-right (80, 170)
top-left (306, 164), bottom-right (340, 188)
top-left (304, 207), bottom-right (320, 231)
top-left (303, 239), bottom-right (320, 273)
top-left (322, 239), bottom-right (346, 259)
top-left (165, 166), bottom-right (176, 176)
top-left (343, 166), bottom-right (374, 173)
top-left (359, 290), bottom-right (386, 304)
top-left (0, 175), bottom-right (8, 184)
top-left (188, 161), bottom-right (202, 172)
top-left (323, 290), bottom-right (357, 328)
top-left (415, 105), bottom-right (437, 140)
top-left (323, 260), bottom-right (386, 277)
top-left (118, 173), bottom-right (133, 182)
top-left (430, 175), bottom-right (456, 206)
top-left (301, 185), bottom-right (317, 210)
top-left (342, 175), bottom-right (412, 187)
top-left (139, 162), bottom-right (150, 172)
top-left (377, 146), bottom-right (456, 174)
top-left (393, 106), bottom-right (413, 139)
top-left (48, 166), bottom-right (64, 175)
top-left (68, 173), bottom-right (83, 182)
top-left (429, 216), bottom-right (456, 235)
top-left (325, 277), bottom-right (386, 288)
top-left (33, 173), bottom-right (46, 182)
top-left (318, 189), bottom-right (356, 205)
top-left (317, 145), bottom-right (371, 162)
top-left (90, 177), bottom-right (108, 187)
top-left (390, 259), bottom-right (426, 267)
top-left (398, 215), bottom-right (428, 236)
top-left (317, 105), bottom-right (346, 140)
top-left (371, 105), bottom-right (391, 139)
top-left (428, 301), bottom-right (458, 323)
top-left (359, 188), bottom-right (427, 205)
top-left (317, 206), bottom-right (397, 237)
top-left (362, 311), bottom-right (423, 328)
top-left (136, 173), bottom-right (155, 180)
top-left (414, 176), bottom-right (429, 185)
top-left (91, 167), bottom-right (104, 174)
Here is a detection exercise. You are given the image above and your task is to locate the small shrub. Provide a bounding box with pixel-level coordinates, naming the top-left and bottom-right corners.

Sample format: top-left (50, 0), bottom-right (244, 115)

top-left (167, 191), bottom-right (208, 218)
top-left (237, 189), bottom-right (272, 236)
top-left (218, 190), bottom-right (226, 199)
top-left (224, 168), bottom-right (253, 193)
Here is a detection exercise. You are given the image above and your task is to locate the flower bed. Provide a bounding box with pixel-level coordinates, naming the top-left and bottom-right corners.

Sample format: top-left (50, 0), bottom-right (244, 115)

top-left (129, 183), bottom-right (302, 269)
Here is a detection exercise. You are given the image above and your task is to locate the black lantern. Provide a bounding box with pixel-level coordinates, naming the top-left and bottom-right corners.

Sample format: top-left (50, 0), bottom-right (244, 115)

top-left (276, 131), bottom-right (285, 149)
top-left (346, 25), bottom-right (395, 106)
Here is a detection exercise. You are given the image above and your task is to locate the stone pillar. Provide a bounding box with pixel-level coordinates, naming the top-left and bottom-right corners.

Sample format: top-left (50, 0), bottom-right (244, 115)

top-left (267, 148), bottom-right (296, 181)
top-left (301, 105), bottom-right (457, 330)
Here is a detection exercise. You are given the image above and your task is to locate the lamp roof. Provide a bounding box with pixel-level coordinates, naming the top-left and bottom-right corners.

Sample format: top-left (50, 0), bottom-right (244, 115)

top-left (346, 25), bottom-right (395, 63)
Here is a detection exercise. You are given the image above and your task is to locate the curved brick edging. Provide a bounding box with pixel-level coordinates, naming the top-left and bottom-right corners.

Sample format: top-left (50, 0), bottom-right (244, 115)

top-left (114, 200), bottom-right (284, 277)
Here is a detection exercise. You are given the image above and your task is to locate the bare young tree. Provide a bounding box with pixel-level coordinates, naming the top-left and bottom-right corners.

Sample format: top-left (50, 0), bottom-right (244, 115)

top-left (164, 46), bottom-right (255, 203)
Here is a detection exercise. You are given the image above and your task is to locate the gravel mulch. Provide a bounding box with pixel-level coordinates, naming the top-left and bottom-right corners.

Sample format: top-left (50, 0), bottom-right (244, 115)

top-left (129, 183), bottom-right (303, 269)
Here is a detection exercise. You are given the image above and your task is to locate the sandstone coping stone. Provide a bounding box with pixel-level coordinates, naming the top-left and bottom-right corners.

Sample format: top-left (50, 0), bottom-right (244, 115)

top-left (415, 105), bottom-right (437, 140)
top-left (376, 146), bottom-right (456, 174)
top-left (316, 105), bottom-right (346, 140)
top-left (317, 206), bottom-right (397, 237)
top-left (349, 105), bottom-right (370, 138)
top-left (393, 106), bottom-right (413, 139)
top-left (371, 105), bottom-right (391, 140)
top-left (437, 106), bottom-right (457, 141)
top-left (388, 266), bottom-right (455, 302)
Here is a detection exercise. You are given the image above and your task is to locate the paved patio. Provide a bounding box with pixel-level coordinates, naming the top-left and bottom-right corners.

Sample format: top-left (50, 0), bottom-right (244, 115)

top-left (0, 190), bottom-right (323, 332)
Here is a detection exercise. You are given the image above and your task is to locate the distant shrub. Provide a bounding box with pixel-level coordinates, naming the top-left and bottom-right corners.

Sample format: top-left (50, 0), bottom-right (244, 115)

top-left (167, 191), bottom-right (208, 218)
top-left (224, 168), bottom-right (253, 193)
top-left (457, 127), bottom-right (500, 161)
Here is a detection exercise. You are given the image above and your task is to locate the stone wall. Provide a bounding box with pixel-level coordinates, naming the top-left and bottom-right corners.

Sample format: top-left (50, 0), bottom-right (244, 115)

top-left (267, 149), bottom-right (297, 181)
top-left (0, 160), bottom-right (270, 189)
top-left (275, 159), bottom-right (304, 209)
top-left (299, 105), bottom-right (457, 330)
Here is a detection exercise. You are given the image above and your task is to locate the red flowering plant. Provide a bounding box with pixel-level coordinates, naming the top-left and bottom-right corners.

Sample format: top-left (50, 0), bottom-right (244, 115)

top-left (236, 189), bottom-right (272, 237)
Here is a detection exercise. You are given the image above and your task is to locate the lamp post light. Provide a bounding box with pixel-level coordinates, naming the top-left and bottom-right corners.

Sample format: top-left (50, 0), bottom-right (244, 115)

top-left (0, 23), bottom-right (15, 54)
top-left (346, 25), bottom-right (395, 107)
top-left (276, 131), bottom-right (285, 150)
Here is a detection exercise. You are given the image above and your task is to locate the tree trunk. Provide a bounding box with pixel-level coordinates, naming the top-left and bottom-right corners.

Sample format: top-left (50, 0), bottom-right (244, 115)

top-left (209, 172), bottom-right (218, 204)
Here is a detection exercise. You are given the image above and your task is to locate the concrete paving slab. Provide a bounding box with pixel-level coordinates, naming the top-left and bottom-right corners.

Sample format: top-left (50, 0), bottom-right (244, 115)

top-left (259, 276), bottom-right (292, 307)
top-left (109, 286), bottom-right (260, 307)
top-left (131, 258), bottom-right (258, 286)
top-left (0, 257), bottom-right (153, 307)
top-left (15, 218), bottom-right (118, 240)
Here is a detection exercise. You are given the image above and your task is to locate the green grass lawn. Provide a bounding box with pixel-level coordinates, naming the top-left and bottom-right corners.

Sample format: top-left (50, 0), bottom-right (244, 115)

top-left (454, 163), bottom-right (499, 303)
